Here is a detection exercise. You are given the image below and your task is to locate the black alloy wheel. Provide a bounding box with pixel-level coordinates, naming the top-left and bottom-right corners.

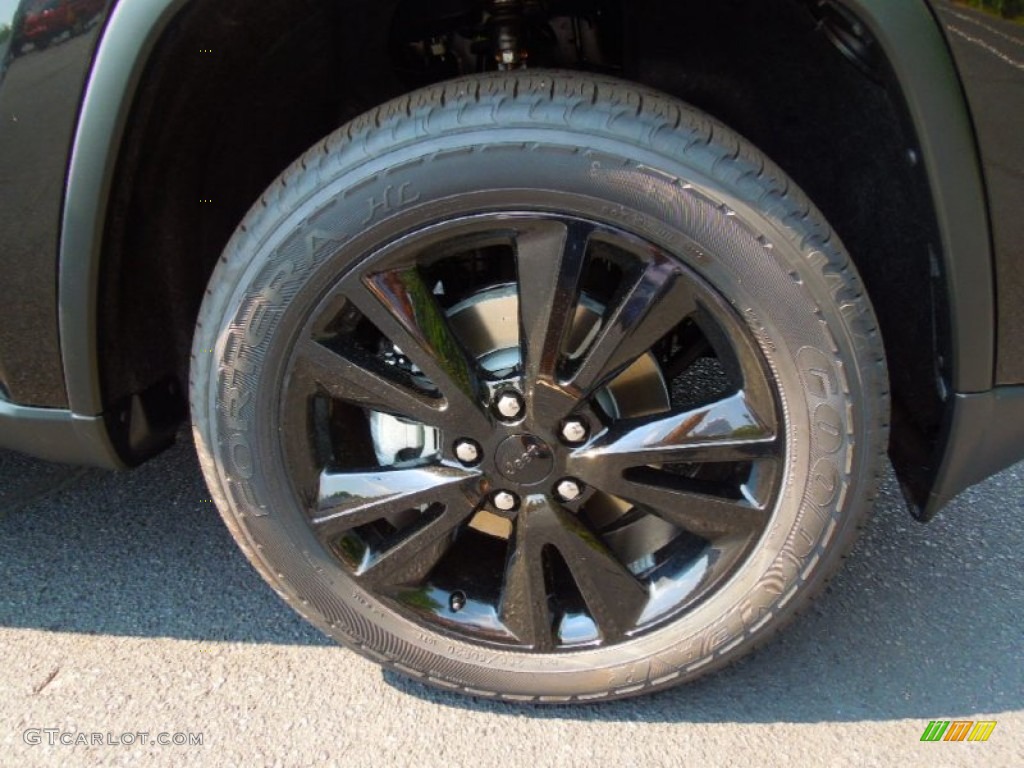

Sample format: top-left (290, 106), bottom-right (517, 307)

top-left (191, 72), bottom-right (889, 701)
top-left (283, 213), bottom-right (784, 651)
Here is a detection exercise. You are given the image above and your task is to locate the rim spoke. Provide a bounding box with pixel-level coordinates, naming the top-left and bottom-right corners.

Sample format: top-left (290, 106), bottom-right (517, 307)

top-left (501, 496), bottom-right (648, 646)
top-left (500, 498), bottom-right (555, 650)
top-left (295, 338), bottom-right (458, 431)
top-left (544, 499), bottom-right (648, 643)
top-left (592, 469), bottom-right (768, 539)
top-left (344, 268), bottom-right (490, 435)
top-left (313, 465), bottom-right (480, 541)
top-left (516, 220), bottom-right (591, 421)
top-left (572, 392), bottom-right (778, 471)
top-left (568, 393), bottom-right (776, 540)
top-left (569, 256), bottom-right (697, 401)
top-left (703, 298), bottom-right (778, 430)
top-left (360, 498), bottom-right (480, 588)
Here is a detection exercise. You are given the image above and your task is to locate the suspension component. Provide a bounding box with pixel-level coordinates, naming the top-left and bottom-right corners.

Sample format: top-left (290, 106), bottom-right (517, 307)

top-left (488, 0), bottom-right (526, 69)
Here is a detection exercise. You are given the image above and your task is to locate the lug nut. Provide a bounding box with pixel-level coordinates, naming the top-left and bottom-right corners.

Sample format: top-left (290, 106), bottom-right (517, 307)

top-left (495, 391), bottom-right (525, 421)
top-left (493, 491), bottom-right (520, 512)
top-left (561, 419), bottom-right (589, 445)
top-left (454, 439), bottom-right (481, 466)
top-left (449, 591), bottom-right (467, 613)
top-left (556, 479), bottom-right (583, 503)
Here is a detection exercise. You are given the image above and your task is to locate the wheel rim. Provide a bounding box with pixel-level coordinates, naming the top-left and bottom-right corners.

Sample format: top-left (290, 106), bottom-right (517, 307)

top-left (280, 212), bottom-right (785, 652)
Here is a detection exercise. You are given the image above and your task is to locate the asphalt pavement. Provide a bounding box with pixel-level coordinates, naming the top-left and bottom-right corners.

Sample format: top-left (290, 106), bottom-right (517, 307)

top-left (0, 430), bottom-right (1020, 767)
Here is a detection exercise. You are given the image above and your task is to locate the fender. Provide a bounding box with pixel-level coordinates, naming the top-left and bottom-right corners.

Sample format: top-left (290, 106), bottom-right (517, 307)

top-left (846, 0), bottom-right (996, 393)
top-left (60, 0), bottom-right (191, 418)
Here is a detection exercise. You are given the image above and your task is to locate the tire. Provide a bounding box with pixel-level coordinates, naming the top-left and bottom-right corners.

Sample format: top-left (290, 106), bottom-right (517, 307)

top-left (191, 72), bottom-right (889, 702)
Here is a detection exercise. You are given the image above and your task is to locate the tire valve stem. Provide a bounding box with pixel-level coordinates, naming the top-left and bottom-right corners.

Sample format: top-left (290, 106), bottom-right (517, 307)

top-left (450, 591), bottom-right (467, 613)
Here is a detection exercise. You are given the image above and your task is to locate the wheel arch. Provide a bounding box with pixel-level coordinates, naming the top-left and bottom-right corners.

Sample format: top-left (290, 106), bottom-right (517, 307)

top-left (59, 0), bottom-right (192, 459)
top-left (62, 0), bottom-right (187, 411)
top-left (830, 0), bottom-right (995, 391)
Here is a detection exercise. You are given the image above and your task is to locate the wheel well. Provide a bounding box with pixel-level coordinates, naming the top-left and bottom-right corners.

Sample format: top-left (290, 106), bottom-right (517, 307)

top-left (98, 0), bottom-right (948, 465)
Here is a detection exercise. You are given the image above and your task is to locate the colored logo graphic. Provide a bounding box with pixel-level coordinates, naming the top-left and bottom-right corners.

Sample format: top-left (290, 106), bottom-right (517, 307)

top-left (920, 721), bottom-right (997, 742)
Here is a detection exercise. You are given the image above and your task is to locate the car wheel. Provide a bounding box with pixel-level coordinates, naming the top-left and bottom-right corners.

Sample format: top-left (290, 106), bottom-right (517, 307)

top-left (190, 72), bottom-right (889, 702)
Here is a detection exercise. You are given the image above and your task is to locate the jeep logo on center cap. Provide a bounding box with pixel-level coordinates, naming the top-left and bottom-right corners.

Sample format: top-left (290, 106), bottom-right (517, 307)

top-left (495, 434), bottom-right (555, 486)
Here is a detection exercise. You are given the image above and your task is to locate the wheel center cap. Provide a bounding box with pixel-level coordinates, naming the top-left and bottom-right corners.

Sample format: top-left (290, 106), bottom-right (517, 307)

top-left (495, 434), bottom-right (555, 486)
